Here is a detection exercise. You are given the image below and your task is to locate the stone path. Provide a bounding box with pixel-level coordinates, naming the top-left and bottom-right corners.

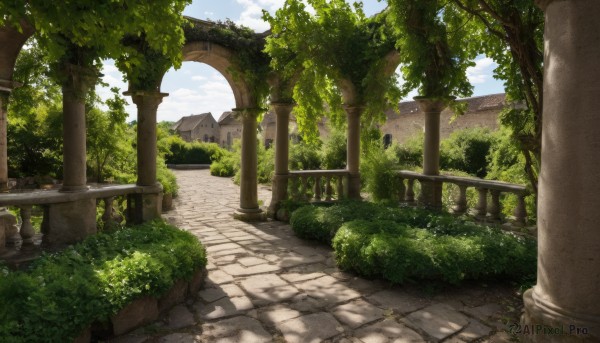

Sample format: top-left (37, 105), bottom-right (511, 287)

top-left (111, 169), bottom-right (522, 343)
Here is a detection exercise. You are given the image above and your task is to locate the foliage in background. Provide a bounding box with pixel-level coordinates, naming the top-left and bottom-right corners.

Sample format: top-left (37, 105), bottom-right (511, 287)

top-left (162, 135), bottom-right (227, 165)
top-left (264, 0), bottom-right (401, 142)
top-left (440, 127), bottom-right (496, 178)
top-left (320, 128), bottom-right (347, 170)
top-left (0, 221), bottom-right (206, 342)
top-left (360, 141), bottom-right (402, 202)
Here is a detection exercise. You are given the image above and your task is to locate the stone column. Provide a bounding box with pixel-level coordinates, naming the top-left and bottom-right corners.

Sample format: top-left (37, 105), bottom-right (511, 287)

top-left (60, 64), bottom-right (97, 193)
top-left (345, 106), bottom-right (363, 199)
top-left (125, 91), bottom-right (167, 223)
top-left (522, 1), bottom-right (600, 341)
top-left (234, 108), bottom-right (265, 221)
top-left (45, 65), bottom-right (98, 247)
top-left (0, 82), bottom-right (13, 192)
top-left (414, 97), bottom-right (451, 209)
top-left (269, 102), bottom-right (293, 218)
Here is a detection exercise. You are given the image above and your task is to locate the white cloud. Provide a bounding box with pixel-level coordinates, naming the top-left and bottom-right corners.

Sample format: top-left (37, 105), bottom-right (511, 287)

top-left (235, 0), bottom-right (286, 32)
top-left (191, 75), bottom-right (207, 81)
top-left (467, 57), bottom-right (496, 85)
top-left (204, 11), bottom-right (214, 16)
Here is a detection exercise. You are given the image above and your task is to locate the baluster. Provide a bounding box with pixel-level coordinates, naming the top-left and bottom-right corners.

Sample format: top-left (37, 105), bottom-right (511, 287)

top-left (301, 175), bottom-right (309, 201)
top-left (513, 194), bottom-right (528, 226)
top-left (102, 197), bottom-right (115, 229)
top-left (314, 176), bottom-right (322, 201)
top-left (19, 205), bottom-right (35, 246)
top-left (475, 188), bottom-right (488, 217)
top-left (453, 184), bottom-right (468, 214)
top-left (405, 179), bottom-right (415, 204)
top-left (325, 176), bottom-right (333, 201)
top-left (336, 176), bottom-right (344, 200)
top-left (398, 178), bottom-right (406, 202)
top-left (290, 177), bottom-right (299, 201)
top-left (488, 190), bottom-right (502, 221)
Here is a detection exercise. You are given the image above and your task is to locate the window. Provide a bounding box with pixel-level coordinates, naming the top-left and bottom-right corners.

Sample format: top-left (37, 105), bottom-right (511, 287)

top-left (383, 134), bottom-right (392, 149)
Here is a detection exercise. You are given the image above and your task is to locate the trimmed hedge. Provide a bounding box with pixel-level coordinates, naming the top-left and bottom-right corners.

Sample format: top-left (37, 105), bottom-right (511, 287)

top-left (290, 201), bottom-right (536, 285)
top-left (0, 221), bottom-right (206, 342)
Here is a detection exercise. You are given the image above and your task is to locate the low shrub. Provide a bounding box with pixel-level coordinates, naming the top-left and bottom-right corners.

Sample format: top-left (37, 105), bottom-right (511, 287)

top-left (0, 221), bottom-right (207, 342)
top-left (290, 201), bottom-right (536, 285)
top-left (164, 136), bottom-right (227, 165)
top-left (440, 128), bottom-right (497, 178)
top-left (361, 142), bottom-right (402, 202)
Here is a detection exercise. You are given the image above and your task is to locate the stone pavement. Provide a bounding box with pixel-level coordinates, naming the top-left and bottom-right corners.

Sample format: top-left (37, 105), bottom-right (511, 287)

top-left (110, 169), bottom-right (522, 343)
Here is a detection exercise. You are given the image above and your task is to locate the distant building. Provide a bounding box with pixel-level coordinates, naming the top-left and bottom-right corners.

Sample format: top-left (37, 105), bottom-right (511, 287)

top-left (380, 93), bottom-right (506, 144)
top-left (218, 111), bottom-right (242, 149)
top-left (261, 111), bottom-right (328, 147)
top-left (172, 113), bottom-right (219, 143)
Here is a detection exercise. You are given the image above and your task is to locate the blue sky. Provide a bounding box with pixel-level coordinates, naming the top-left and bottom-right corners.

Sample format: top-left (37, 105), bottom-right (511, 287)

top-left (98, 0), bottom-right (504, 122)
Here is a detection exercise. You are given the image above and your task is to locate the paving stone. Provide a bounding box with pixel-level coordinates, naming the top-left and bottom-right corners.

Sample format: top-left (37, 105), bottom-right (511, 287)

top-left (354, 319), bottom-right (425, 343)
top-left (165, 304), bottom-right (195, 329)
top-left (196, 296), bottom-right (254, 319)
top-left (200, 315), bottom-right (271, 343)
top-left (109, 334), bottom-right (149, 343)
top-left (158, 333), bottom-right (197, 343)
top-left (198, 287), bottom-right (227, 302)
top-left (209, 248), bottom-right (248, 257)
top-left (240, 274), bottom-right (299, 303)
top-left (206, 270), bottom-right (234, 285)
top-left (238, 256), bottom-right (268, 267)
top-left (332, 299), bottom-right (385, 328)
top-left (403, 303), bottom-right (469, 341)
top-left (462, 303), bottom-right (503, 321)
top-left (278, 252), bottom-right (326, 268)
top-left (259, 304), bottom-right (302, 326)
top-left (295, 276), bottom-right (361, 305)
top-left (289, 293), bottom-right (328, 312)
top-left (457, 319), bottom-right (493, 341)
top-left (281, 271), bottom-right (327, 284)
top-left (277, 312), bottom-right (344, 343)
top-left (367, 290), bottom-right (430, 314)
top-left (221, 262), bottom-right (281, 276)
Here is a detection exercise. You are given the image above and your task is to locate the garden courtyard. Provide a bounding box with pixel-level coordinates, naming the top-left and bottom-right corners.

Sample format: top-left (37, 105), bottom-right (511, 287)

top-left (113, 169), bottom-right (520, 343)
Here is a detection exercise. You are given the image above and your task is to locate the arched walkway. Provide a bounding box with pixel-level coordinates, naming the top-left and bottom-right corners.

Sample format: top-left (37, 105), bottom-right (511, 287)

top-left (113, 169), bottom-right (521, 343)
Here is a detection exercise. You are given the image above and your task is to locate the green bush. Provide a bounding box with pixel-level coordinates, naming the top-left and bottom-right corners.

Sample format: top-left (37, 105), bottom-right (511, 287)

top-left (440, 128), bottom-right (497, 178)
top-left (290, 201), bottom-right (536, 285)
top-left (289, 141), bottom-right (322, 170)
top-left (0, 221), bottom-right (206, 342)
top-left (320, 129), bottom-right (347, 169)
top-left (388, 133), bottom-right (423, 168)
top-left (164, 136), bottom-right (226, 165)
top-left (157, 157), bottom-right (179, 196)
top-left (361, 142), bottom-right (402, 202)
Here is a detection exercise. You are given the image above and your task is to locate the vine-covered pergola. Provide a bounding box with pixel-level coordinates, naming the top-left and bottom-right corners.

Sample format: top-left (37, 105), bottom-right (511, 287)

top-left (0, 0), bottom-right (599, 340)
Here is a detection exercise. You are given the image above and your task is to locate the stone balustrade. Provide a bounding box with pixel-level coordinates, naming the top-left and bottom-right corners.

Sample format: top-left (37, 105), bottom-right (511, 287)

top-left (396, 170), bottom-right (530, 226)
top-left (287, 170), bottom-right (349, 202)
top-left (0, 184), bottom-right (161, 252)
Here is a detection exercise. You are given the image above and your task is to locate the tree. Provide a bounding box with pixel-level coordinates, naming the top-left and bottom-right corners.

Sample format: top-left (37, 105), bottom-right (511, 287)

top-left (447, 0), bottom-right (543, 195)
top-left (263, 0), bottom-right (401, 142)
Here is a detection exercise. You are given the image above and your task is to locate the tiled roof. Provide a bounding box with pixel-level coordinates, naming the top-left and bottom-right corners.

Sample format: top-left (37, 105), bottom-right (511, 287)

top-left (175, 113), bottom-right (211, 132)
top-left (386, 93), bottom-right (506, 119)
top-left (218, 111), bottom-right (237, 125)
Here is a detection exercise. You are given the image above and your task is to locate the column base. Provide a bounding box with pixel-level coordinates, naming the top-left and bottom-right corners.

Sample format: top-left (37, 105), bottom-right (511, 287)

top-left (59, 185), bottom-right (90, 193)
top-left (521, 289), bottom-right (599, 342)
top-left (233, 208), bottom-right (266, 222)
top-left (418, 180), bottom-right (443, 210)
top-left (43, 198), bottom-right (97, 247)
top-left (127, 192), bottom-right (162, 225)
top-left (346, 174), bottom-right (361, 200)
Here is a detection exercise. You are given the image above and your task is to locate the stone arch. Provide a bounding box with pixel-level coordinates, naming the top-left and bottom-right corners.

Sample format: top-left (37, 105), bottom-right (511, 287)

top-left (182, 41), bottom-right (256, 109)
top-left (0, 20), bottom-right (34, 87)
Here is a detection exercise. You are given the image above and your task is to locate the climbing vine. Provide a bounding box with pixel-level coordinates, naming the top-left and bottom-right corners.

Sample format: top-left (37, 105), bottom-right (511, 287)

top-left (263, 0), bottom-right (401, 142)
top-left (183, 18), bottom-right (271, 111)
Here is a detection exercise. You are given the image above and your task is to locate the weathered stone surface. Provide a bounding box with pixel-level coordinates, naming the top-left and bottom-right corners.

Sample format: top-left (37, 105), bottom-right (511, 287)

top-left (280, 271), bottom-right (327, 284)
top-left (457, 319), bottom-right (493, 341)
top-left (463, 303), bottom-right (502, 321)
top-left (332, 299), bottom-right (385, 328)
top-left (196, 296), bottom-right (254, 319)
top-left (108, 334), bottom-right (149, 343)
top-left (206, 270), bottom-right (234, 285)
top-left (403, 303), bottom-right (469, 341)
top-left (45, 199), bottom-right (97, 246)
top-left (367, 290), bottom-right (430, 314)
top-left (258, 304), bottom-right (302, 326)
top-left (201, 316), bottom-right (271, 343)
top-left (159, 333), bottom-right (197, 343)
top-left (240, 274), bottom-right (299, 303)
top-left (111, 296), bottom-right (159, 336)
top-left (238, 256), bottom-right (268, 267)
top-left (188, 267), bottom-right (207, 294)
top-left (354, 319), bottom-right (425, 343)
top-left (221, 262), bottom-right (281, 276)
top-left (277, 312), bottom-right (343, 343)
top-left (164, 304), bottom-right (195, 330)
top-left (158, 279), bottom-right (188, 313)
top-left (295, 276), bottom-right (360, 305)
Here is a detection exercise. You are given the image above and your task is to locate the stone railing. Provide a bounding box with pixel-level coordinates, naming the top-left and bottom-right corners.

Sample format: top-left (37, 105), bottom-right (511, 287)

top-left (0, 184), bottom-right (161, 253)
top-left (397, 170), bottom-right (530, 226)
top-left (287, 170), bottom-right (349, 202)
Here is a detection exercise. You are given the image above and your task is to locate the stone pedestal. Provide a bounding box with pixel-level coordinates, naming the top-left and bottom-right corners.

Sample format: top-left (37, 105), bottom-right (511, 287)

top-left (43, 199), bottom-right (97, 247)
top-left (269, 103), bottom-right (293, 217)
top-left (235, 108), bottom-right (265, 221)
top-left (414, 97), bottom-right (452, 209)
top-left (522, 1), bottom-right (600, 341)
top-left (345, 106), bottom-right (364, 199)
top-left (60, 64), bottom-right (97, 193)
top-left (127, 185), bottom-right (163, 225)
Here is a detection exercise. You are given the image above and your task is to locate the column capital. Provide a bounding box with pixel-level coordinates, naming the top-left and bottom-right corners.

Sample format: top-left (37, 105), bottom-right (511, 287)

top-left (343, 105), bottom-right (365, 117)
top-left (270, 102), bottom-right (295, 115)
top-left (124, 90), bottom-right (169, 106)
top-left (233, 107), bottom-right (264, 119)
top-left (413, 96), bottom-right (455, 113)
top-left (535, 0), bottom-right (558, 11)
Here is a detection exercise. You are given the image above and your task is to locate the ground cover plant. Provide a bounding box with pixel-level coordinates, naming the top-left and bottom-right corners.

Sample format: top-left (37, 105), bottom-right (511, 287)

top-left (0, 221), bottom-right (206, 342)
top-left (290, 201), bottom-right (536, 285)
